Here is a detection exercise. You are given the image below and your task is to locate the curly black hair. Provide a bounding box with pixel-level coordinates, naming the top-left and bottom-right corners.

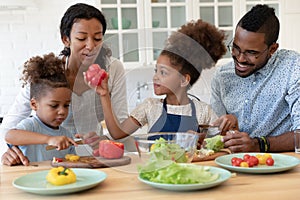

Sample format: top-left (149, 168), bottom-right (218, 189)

top-left (21, 53), bottom-right (69, 100)
top-left (161, 19), bottom-right (226, 87)
top-left (237, 4), bottom-right (279, 46)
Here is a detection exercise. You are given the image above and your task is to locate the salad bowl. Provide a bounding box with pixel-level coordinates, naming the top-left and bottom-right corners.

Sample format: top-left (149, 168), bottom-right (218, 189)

top-left (134, 132), bottom-right (199, 164)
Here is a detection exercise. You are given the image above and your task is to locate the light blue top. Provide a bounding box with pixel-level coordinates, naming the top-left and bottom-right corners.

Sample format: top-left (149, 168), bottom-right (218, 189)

top-left (16, 114), bottom-right (75, 162)
top-left (211, 49), bottom-right (300, 137)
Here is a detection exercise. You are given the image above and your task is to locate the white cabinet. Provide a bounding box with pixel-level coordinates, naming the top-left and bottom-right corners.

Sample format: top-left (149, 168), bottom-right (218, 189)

top-left (97, 0), bottom-right (192, 69)
top-left (97, 0), bottom-right (280, 69)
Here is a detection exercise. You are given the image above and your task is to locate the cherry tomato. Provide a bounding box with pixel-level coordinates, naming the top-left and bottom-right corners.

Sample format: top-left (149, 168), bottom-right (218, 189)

top-left (266, 157), bottom-right (275, 166)
top-left (231, 157), bottom-right (238, 165)
top-left (246, 160), bottom-right (255, 167)
top-left (243, 154), bottom-right (251, 161)
top-left (264, 153), bottom-right (272, 159)
top-left (235, 158), bottom-right (243, 166)
top-left (231, 157), bottom-right (243, 166)
top-left (257, 155), bottom-right (267, 165)
top-left (249, 156), bottom-right (259, 166)
top-left (240, 161), bottom-right (249, 167)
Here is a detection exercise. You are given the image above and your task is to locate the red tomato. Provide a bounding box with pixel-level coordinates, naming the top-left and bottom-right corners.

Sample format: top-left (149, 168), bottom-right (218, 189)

top-left (85, 64), bottom-right (108, 87)
top-left (243, 154), bottom-right (251, 161)
top-left (233, 158), bottom-right (243, 167)
top-left (231, 157), bottom-right (238, 165)
top-left (246, 160), bottom-right (255, 167)
top-left (99, 140), bottom-right (124, 159)
top-left (249, 156), bottom-right (259, 166)
top-left (266, 157), bottom-right (275, 166)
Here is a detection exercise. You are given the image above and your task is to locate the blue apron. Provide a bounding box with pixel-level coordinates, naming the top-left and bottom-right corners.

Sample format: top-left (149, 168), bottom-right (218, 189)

top-left (148, 98), bottom-right (199, 140)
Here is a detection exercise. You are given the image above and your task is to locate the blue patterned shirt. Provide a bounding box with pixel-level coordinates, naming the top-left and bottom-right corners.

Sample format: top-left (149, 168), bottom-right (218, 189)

top-left (211, 49), bottom-right (300, 137)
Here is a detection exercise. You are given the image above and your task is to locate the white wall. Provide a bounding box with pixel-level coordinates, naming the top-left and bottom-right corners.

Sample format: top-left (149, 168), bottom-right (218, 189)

top-left (0, 0), bottom-right (98, 116)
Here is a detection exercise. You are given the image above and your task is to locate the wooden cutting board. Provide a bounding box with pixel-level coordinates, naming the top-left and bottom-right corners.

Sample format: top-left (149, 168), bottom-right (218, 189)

top-left (51, 156), bottom-right (131, 168)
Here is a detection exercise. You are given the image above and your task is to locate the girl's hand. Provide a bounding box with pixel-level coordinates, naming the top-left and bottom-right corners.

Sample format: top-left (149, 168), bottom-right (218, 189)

top-left (83, 71), bottom-right (109, 96)
top-left (47, 136), bottom-right (77, 150)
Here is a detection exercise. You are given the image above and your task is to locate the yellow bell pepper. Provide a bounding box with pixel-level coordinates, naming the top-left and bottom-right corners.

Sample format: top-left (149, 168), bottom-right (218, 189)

top-left (46, 167), bottom-right (76, 186)
top-left (65, 154), bottom-right (80, 162)
top-left (69, 155), bottom-right (80, 162)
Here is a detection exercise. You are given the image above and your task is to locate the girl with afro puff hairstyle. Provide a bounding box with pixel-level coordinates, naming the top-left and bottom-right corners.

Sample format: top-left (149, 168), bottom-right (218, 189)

top-left (89, 19), bottom-right (238, 144)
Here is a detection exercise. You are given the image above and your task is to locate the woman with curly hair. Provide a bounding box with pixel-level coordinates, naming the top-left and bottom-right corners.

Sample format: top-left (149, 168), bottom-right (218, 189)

top-left (5, 53), bottom-right (77, 162)
top-left (88, 19), bottom-right (237, 141)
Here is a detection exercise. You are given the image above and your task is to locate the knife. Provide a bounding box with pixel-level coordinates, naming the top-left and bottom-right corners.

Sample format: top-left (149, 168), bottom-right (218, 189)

top-left (45, 140), bottom-right (83, 151)
top-left (199, 124), bottom-right (220, 138)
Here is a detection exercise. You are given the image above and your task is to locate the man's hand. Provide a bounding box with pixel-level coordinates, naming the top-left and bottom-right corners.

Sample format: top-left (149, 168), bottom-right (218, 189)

top-left (222, 130), bottom-right (259, 153)
top-left (212, 114), bottom-right (239, 135)
top-left (1, 146), bottom-right (30, 166)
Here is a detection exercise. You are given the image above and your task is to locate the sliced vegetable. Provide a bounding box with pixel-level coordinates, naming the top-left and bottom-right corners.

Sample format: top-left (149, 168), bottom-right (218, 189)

top-left (65, 154), bottom-right (80, 162)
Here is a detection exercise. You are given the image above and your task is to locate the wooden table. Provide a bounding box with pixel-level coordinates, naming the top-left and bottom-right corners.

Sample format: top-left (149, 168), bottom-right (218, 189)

top-left (1, 152), bottom-right (300, 200)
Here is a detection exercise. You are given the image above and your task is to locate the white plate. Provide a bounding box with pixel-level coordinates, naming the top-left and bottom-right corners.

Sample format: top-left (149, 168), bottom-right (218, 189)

top-left (13, 168), bottom-right (107, 195)
top-left (138, 166), bottom-right (231, 191)
top-left (215, 153), bottom-right (300, 174)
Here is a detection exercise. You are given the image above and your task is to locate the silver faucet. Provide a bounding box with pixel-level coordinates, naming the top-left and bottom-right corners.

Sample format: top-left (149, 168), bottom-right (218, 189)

top-left (136, 82), bottom-right (149, 105)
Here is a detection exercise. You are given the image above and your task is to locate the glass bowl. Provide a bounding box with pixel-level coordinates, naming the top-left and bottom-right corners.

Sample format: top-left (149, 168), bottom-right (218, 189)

top-left (134, 132), bottom-right (199, 164)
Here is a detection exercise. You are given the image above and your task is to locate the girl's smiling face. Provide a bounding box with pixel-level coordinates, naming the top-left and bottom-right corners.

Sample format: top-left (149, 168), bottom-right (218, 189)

top-left (63, 18), bottom-right (104, 68)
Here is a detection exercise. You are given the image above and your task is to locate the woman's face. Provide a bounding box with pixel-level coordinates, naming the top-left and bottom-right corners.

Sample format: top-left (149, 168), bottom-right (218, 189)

top-left (63, 18), bottom-right (104, 68)
top-left (153, 55), bottom-right (185, 96)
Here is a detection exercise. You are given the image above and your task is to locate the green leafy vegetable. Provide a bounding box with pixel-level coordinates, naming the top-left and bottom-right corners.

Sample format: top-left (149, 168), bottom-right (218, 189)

top-left (204, 135), bottom-right (224, 152)
top-left (137, 137), bottom-right (219, 184)
top-left (138, 161), bottom-right (219, 184)
top-left (150, 137), bottom-right (188, 163)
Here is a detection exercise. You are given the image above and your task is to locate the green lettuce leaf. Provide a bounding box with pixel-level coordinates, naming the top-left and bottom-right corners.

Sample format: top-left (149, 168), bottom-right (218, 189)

top-left (150, 137), bottom-right (188, 163)
top-left (204, 135), bottom-right (224, 152)
top-left (138, 161), bottom-right (219, 184)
